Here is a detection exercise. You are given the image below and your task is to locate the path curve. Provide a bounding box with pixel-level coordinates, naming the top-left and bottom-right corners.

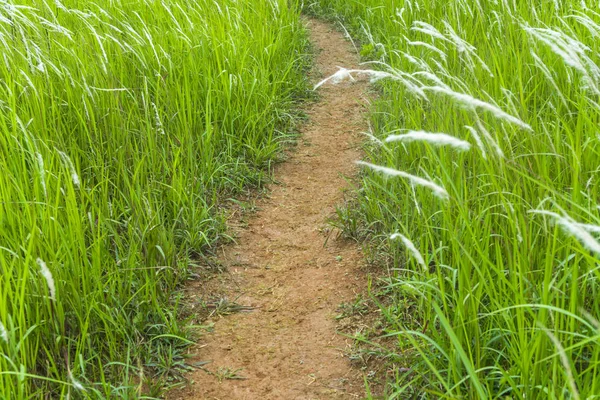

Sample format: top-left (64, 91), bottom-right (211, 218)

top-left (173, 18), bottom-right (369, 400)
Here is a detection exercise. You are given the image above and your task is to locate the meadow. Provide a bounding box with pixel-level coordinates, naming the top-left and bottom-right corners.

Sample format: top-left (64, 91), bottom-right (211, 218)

top-left (309, 0), bottom-right (600, 398)
top-left (0, 0), bottom-right (308, 397)
top-left (4, 0), bottom-right (600, 398)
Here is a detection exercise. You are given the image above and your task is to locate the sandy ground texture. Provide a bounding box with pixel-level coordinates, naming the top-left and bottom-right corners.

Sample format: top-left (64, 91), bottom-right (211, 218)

top-left (170, 18), bottom-right (371, 400)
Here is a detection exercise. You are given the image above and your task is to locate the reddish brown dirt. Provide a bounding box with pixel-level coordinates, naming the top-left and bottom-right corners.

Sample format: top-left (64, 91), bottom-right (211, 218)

top-left (171, 18), bottom-right (370, 400)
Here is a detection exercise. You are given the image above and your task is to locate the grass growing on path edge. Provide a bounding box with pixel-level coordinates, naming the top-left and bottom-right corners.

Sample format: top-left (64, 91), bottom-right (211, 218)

top-left (0, 1), bottom-right (311, 397)
top-left (308, 1), bottom-right (600, 398)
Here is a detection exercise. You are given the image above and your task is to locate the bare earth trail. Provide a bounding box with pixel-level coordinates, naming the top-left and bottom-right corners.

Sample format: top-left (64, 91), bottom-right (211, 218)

top-left (173, 18), bottom-right (370, 400)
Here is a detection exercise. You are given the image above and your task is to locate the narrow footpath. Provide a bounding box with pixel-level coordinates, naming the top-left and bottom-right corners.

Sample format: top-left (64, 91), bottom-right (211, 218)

top-left (174, 18), bottom-right (370, 399)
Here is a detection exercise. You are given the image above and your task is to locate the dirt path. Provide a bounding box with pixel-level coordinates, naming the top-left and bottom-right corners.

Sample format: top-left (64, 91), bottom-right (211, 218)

top-left (172, 18), bottom-right (370, 400)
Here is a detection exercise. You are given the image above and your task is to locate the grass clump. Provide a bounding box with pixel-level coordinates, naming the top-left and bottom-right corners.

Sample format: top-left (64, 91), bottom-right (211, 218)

top-left (0, 0), bottom-right (309, 397)
top-left (310, 0), bottom-right (600, 398)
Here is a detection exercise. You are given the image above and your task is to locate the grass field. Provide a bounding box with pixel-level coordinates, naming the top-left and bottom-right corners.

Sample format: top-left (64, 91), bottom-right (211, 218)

top-left (0, 0), bottom-right (308, 397)
top-left (4, 0), bottom-right (600, 398)
top-left (308, 1), bottom-right (600, 398)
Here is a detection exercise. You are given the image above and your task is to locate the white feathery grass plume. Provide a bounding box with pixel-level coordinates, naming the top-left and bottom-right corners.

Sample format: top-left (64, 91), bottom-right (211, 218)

top-left (475, 119), bottom-right (504, 158)
top-left (575, 223), bottom-right (600, 234)
top-left (53, 0), bottom-right (68, 12)
top-left (442, 21), bottom-right (493, 76)
top-left (529, 4), bottom-right (540, 21)
top-left (403, 36), bottom-right (447, 59)
top-left (89, 87), bottom-right (131, 92)
top-left (314, 67), bottom-right (356, 89)
top-left (464, 125), bottom-right (487, 159)
top-left (0, 12), bottom-right (12, 26)
top-left (314, 66), bottom-right (428, 96)
top-left (212, 0), bottom-right (223, 14)
top-left (568, 13), bottom-right (600, 38)
top-left (398, 50), bottom-right (430, 71)
top-left (422, 85), bottom-right (532, 130)
top-left (409, 183), bottom-right (422, 215)
top-left (442, 21), bottom-right (475, 53)
top-left (35, 152), bottom-right (47, 197)
top-left (500, 0), bottom-right (515, 16)
top-left (430, 59), bottom-right (449, 78)
top-left (339, 22), bottom-right (359, 55)
top-left (120, 40), bottom-right (147, 67)
top-left (362, 123), bottom-right (383, 146)
top-left (38, 17), bottom-right (73, 40)
top-left (19, 70), bottom-right (38, 97)
top-left (586, 173), bottom-right (595, 190)
top-left (142, 27), bottom-right (163, 70)
top-left (151, 102), bottom-right (165, 135)
top-left (80, 93), bottom-right (90, 120)
top-left (505, 203), bottom-right (524, 243)
top-left (390, 233), bottom-right (427, 270)
top-left (173, 2), bottom-right (194, 29)
top-left (537, 323), bottom-right (581, 400)
top-left (524, 27), bottom-right (589, 73)
top-left (412, 71), bottom-right (450, 89)
top-left (433, 66), bottom-right (468, 92)
top-left (395, 8), bottom-right (407, 28)
top-left (314, 67), bottom-right (397, 90)
top-left (69, 371), bottom-right (86, 392)
top-left (0, 321), bottom-right (7, 343)
top-left (122, 23), bottom-right (144, 46)
top-left (411, 21), bottom-right (451, 43)
top-left (88, 26), bottom-right (108, 74)
top-left (161, 1), bottom-right (183, 31)
top-left (357, 161), bottom-right (449, 200)
top-left (81, 77), bottom-right (94, 99)
top-left (385, 130), bottom-right (471, 151)
top-left (524, 26), bottom-right (600, 94)
top-left (395, 76), bottom-right (429, 99)
top-left (460, 1), bottom-right (476, 17)
top-left (36, 258), bottom-right (56, 301)
top-left (2, 53), bottom-right (10, 72)
top-left (529, 210), bottom-right (600, 255)
top-left (322, 64), bottom-right (430, 99)
top-left (57, 150), bottom-right (80, 188)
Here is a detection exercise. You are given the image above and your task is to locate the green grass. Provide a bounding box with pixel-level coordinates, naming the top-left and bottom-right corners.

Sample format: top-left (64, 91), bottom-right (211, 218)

top-left (308, 0), bottom-right (600, 398)
top-left (0, 0), bottom-right (309, 397)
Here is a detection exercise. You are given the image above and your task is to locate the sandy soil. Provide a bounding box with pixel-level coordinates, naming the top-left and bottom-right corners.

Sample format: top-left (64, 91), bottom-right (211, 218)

top-left (170, 17), bottom-right (371, 400)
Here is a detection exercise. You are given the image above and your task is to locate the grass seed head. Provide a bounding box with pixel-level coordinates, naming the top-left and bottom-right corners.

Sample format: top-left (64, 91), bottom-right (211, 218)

top-left (0, 321), bottom-right (7, 343)
top-left (390, 233), bottom-right (427, 270)
top-left (36, 258), bottom-right (56, 301)
top-left (385, 130), bottom-right (471, 151)
top-left (57, 150), bottom-right (80, 188)
top-left (530, 210), bottom-right (600, 255)
top-left (357, 161), bottom-right (449, 200)
top-left (69, 371), bottom-right (86, 392)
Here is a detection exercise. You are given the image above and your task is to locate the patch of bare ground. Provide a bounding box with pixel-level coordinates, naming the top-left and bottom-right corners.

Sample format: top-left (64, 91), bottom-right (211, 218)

top-left (170, 18), bottom-right (373, 399)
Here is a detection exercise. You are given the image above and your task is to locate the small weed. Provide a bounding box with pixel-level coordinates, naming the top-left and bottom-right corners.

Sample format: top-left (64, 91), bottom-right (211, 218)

top-left (336, 295), bottom-right (369, 320)
top-left (205, 297), bottom-right (255, 318)
top-left (213, 367), bottom-right (246, 382)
